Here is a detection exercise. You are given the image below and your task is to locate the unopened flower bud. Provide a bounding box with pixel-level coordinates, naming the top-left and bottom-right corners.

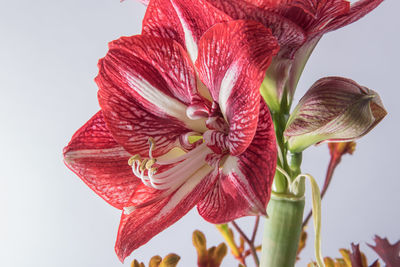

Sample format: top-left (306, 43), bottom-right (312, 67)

top-left (149, 256), bottom-right (162, 267)
top-left (131, 259), bottom-right (145, 267)
top-left (192, 230), bottom-right (207, 265)
top-left (159, 253), bottom-right (180, 267)
top-left (212, 243), bottom-right (228, 266)
top-left (192, 230), bottom-right (207, 253)
top-left (284, 77), bottom-right (387, 152)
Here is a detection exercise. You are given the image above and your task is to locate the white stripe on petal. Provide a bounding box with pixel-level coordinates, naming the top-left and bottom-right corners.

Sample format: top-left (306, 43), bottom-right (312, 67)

top-left (126, 72), bottom-right (207, 133)
top-left (222, 155), bottom-right (263, 211)
top-left (219, 62), bottom-right (239, 122)
top-left (221, 154), bottom-right (239, 175)
top-left (156, 164), bottom-right (214, 219)
top-left (65, 147), bottom-right (130, 161)
top-left (170, 0), bottom-right (199, 63)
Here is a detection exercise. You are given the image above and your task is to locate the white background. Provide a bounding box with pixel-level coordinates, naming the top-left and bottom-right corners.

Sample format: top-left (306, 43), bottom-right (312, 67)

top-left (0, 0), bottom-right (398, 266)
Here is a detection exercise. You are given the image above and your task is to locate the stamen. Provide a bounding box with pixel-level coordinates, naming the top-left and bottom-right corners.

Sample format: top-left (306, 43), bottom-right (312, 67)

top-left (123, 142), bottom-right (214, 213)
top-left (128, 138), bottom-right (211, 191)
top-left (150, 166), bottom-right (158, 174)
top-left (152, 148), bottom-right (207, 180)
top-left (128, 154), bottom-right (141, 166)
top-left (146, 145), bottom-right (209, 190)
top-left (140, 169), bottom-right (151, 187)
top-left (156, 143), bottom-right (206, 165)
top-left (148, 168), bottom-right (158, 188)
top-left (135, 161), bottom-right (141, 175)
top-left (145, 158), bottom-right (156, 169)
top-left (139, 159), bottom-right (149, 172)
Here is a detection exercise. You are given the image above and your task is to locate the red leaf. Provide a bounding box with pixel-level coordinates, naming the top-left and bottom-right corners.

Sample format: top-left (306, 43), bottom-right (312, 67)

top-left (349, 243), bottom-right (364, 267)
top-left (368, 236), bottom-right (400, 267)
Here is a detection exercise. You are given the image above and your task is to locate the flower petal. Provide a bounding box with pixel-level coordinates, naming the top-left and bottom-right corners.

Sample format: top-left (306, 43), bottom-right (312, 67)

top-left (206, 0), bottom-right (306, 57)
top-left (108, 35), bottom-right (198, 105)
top-left (142, 0), bottom-right (185, 45)
top-left (137, 0), bottom-right (149, 5)
top-left (196, 20), bottom-right (279, 155)
top-left (142, 0), bottom-right (231, 62)
top-left (63, 111), bottom-right (137, 209)
top-left (241, 0), bottom-right (283, 8)
top-left (115, 165), bottom-right (216, 261)
top-left (272, 0), bottom-right (350, 36)
top-left (97, 36), bottom-right (207, 156)
top-left (325, 0), bottom-right (384, 33)
top-left (197, 101), bottom-right (277, 223)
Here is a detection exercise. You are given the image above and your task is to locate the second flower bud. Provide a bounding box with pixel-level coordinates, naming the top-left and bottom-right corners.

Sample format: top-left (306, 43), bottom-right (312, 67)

top-left (284, 77), bottom-right (387, 153)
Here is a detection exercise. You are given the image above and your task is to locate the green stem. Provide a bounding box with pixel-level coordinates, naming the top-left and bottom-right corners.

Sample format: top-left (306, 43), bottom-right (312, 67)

top-left (260, 73), bottom-right (307, 266)
top-left (270, 110), bottom-right (290, 194)
top-left (260, 194), bottom-right (305, 267)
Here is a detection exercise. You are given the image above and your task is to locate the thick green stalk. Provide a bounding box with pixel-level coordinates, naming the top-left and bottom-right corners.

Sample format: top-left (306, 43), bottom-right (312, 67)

top-left (260, 194), bottom-right (305, 267)
top-left (260, 73), bottom-right (307, 266)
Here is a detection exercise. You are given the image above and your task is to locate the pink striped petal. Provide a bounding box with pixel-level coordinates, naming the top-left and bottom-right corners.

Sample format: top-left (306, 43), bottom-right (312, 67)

top-left (97, 36), bottom-right (207, 156)
top-left (196, 20), bottom-right (279, 155)
top-left (142, 0), bottom-right (185, 46)
top-left (242, 0), bottom-right (284, 8)
top-left (197, 101), bottom-right (277, 223)
top-left (97, 73), bottom-right (188, 158)
top-left (108, 35), bottom-right (198, 105)
top-left (63, 111), bottom-right (138, 209)
top-left (115, 165), bottom-right (216, 261)
top-left (142, 0), bottom-right (231, 62)
top-left (206, 0), bottom-right (306, 57)
top-left (274, 0), bottom-right (350, 36)
top-left (324, 0), bottom-right (384, 33)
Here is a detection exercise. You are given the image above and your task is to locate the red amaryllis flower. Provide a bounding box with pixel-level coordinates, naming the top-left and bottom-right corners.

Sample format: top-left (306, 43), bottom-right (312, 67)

top-left (202, 0), bottom-right (384, 109)
top-left (64, 20), bottom-right (278, 261)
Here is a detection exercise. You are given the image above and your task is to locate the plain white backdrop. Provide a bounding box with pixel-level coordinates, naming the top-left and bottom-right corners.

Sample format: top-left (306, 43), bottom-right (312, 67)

top-left (0, 0), bottom-right (398, 266)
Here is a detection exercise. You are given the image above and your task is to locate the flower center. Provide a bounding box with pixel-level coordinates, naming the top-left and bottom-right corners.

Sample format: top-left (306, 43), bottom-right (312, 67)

top-left (128, 138), bottom-right (211, 190)
top-left (123, 100), bottom-right (230, 214)
top-left (124, 138), bottom-right (212, 214)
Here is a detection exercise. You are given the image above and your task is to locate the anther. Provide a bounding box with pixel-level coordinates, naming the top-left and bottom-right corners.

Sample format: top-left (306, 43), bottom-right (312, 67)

top-left (128, 154), bottom-right (141, 166)
top-left (145, 158), bottom-right (157, 169)
top-left (139, 159), bottom-right (149, 172)
top-left (150, 166), bottom-right (158, 174)
top-left (148, 137), bottom-right (155, 146)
